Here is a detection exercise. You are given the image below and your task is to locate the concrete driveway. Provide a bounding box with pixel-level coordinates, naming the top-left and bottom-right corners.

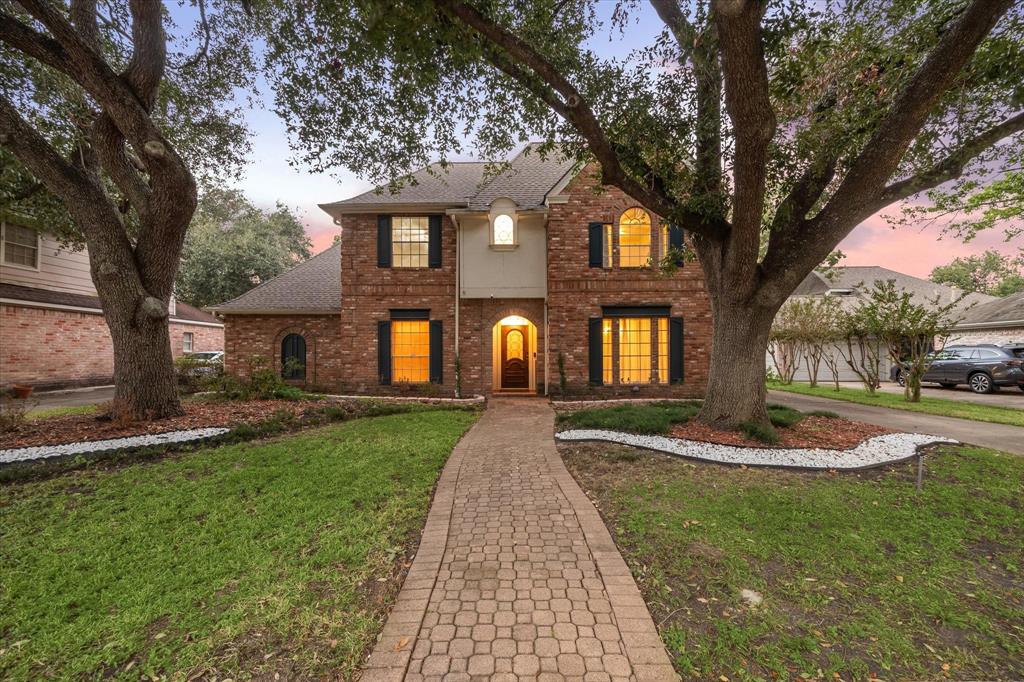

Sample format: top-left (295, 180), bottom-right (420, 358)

top-left (26, 385), bottom-right (115, 414)
top-left (769, 390), bottom-right (1024, 456)
top-left (842, 381), bottom-right (1024, 409)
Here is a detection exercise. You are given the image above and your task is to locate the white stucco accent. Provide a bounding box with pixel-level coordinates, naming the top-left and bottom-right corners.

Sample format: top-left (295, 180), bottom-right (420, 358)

top-left (459, 203), bottom-right (547, 299)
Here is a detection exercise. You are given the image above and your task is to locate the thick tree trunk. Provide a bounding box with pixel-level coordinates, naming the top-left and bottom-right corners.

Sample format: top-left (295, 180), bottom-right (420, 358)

top-left (697, 299), bottom-right (779, 428)
top-left (106, 303), bottom-right (182, 420)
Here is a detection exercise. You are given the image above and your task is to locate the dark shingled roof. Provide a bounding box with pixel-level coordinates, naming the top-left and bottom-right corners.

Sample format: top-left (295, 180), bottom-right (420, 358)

top-left (208, 243), bottom-right (341, 314)
top-left (956, 291), bottom-right (1024, 326)
top-left (319, 143), bottom-right (578, 215)
top-left (0, 282), bottom-right (221, 324)
top-left (793, 266), bottom-right (995, 312)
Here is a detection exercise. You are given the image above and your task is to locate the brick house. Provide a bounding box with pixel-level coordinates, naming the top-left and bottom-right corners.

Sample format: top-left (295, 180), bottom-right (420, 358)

top-left (212, 144), bottom-right (712, 397)
top-left (0, 222), bottom-right (224, 390)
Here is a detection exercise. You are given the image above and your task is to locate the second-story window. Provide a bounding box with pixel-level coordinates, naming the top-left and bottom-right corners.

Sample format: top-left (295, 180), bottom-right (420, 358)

top-left (618, 208), bottom-right (651, 268)
top-left (392, 216), bottom-right (430, 268)
top-left (493, 214), bottom-right (514, 246)
top-left (2, 222), bottom-right (40, 269)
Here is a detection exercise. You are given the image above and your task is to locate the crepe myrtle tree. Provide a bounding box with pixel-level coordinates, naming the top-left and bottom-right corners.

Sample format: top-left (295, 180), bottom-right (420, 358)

top-left (266, 0), bottom-right (1024, 426)
top-left (0, 0), bottom-right (257, 419)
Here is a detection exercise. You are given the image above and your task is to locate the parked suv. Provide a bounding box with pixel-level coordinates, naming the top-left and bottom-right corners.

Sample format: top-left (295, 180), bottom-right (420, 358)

top-left (891, 344), bottom-right (1024, 394)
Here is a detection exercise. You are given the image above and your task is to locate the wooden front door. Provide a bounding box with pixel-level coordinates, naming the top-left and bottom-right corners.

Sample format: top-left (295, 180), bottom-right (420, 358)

top-left (501, 326), bottom-right (529, 389)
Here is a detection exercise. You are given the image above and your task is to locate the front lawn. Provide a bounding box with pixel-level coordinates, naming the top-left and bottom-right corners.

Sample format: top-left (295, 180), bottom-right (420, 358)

top-left (769, 380), bottom-right (1024, 427)
top-left (561, 442), bottom-right (1024, 681)
top-left (0, 409), bottom-right (477, 680)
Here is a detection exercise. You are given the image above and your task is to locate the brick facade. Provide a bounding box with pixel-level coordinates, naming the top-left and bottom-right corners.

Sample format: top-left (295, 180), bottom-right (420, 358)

top-left (0, 303), bottom-right (223, 390)
top-left (546, 166), bottom-right (711, 398)
top-left (223, 164), bottom-right (712, 399)
top-left (223, 314), bottom-right (344, 390)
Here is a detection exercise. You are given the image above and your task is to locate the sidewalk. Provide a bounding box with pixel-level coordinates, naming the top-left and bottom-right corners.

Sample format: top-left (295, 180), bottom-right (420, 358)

top-left (360, 398), bottom-right (676, 682)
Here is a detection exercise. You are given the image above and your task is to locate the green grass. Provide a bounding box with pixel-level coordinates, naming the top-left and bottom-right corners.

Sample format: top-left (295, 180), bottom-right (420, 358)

top-left (0, 409), bottom-right (478, 681)
top-left (27, 404), bottom-right (99, 419)
top-left (562, 443), bottom-right (1024, 681)
top-left (557, 401), bottom-right (702, 433)
top-left (769, 380), bottom-right (1024, 427)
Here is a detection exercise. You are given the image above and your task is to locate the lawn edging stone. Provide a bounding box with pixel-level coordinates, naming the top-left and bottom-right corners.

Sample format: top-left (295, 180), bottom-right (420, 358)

top-left (0, 427), bottom-right (231, 464)
top-left (556, 429), bottom-right (957, 470)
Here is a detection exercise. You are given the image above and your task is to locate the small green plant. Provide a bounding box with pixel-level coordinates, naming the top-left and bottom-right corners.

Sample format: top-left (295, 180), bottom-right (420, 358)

top-left (0, 394), bottom-right (34, 432)
top-left (557, 401), bottom-right (701, 434)
top-left (740, 420), bottom-right (780, 444)
top-left (766, 404), bottom-right (803, 428)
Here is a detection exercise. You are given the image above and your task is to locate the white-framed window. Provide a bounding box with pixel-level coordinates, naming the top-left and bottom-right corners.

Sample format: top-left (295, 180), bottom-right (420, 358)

top-left (183, 332), bottom-right (194, 353)
top-left (1, 221), bottom-right (40, 270)
top-left (492, 213), bottom-right (515, 246)
top-left (618, 207), bottom-right (651, 268)
top-left (392, 216), bottom-right (430, 268)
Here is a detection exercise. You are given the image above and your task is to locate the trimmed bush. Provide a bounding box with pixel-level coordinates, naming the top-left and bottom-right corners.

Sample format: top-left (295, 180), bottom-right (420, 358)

top-left (557, 401), bottom-right (701, 434)
top-left (766, 404), bottom-right (803, 428)
top-left (740, 420), bottom-right (780, 444)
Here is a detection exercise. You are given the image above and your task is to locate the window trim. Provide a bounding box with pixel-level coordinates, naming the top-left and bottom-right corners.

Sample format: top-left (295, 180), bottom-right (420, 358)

top-left (599, 309), bottom-right (673, 386)
top-left (0, 220), bottom-right (42, 272)
top-left (617, 207), bottom-right (652, 269)
top-left (182, 331), bottom-right (194, 353)
top-left (390, 318), bottom-right (431, 384)
top-left (490, 212), bottom-right (517, 249)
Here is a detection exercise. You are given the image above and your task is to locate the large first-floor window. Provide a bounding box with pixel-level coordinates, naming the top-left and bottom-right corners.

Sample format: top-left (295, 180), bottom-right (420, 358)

top-left (590, 307), bottom-right (682, 386)
top-left (392, 320), bottom-right (430, 383)
top-left (379, 311), bottom-right (442, 385)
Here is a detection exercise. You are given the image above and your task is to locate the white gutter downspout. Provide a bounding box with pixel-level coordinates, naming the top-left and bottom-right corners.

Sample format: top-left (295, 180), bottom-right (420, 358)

top-left (450, 212), bottom-right (462, 397)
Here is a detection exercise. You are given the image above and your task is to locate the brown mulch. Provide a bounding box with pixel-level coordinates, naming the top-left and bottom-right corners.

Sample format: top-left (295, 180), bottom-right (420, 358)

top-left (1, 399), bottom-right (332, 450)
top-left (669, 415), bottom-right (891, 450)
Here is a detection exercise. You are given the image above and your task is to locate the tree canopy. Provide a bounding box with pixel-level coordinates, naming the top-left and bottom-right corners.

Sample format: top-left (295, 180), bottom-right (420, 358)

top-left (930, 250), bottom-right (1024, 296)
top-left (176, 188), bottom-right (312, 308)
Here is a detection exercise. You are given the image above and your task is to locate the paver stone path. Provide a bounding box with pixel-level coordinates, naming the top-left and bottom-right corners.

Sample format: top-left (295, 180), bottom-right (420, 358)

top-left (359, 398), bottom-right (676, 682)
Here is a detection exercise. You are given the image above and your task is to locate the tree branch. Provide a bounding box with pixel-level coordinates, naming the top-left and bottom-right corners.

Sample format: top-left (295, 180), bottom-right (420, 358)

top-left (0, 11), bottom-right (75, 76)
top-left (879, 111), bottom-right (1024, 204)
top-left (432, 0), bottom-right (730, 241)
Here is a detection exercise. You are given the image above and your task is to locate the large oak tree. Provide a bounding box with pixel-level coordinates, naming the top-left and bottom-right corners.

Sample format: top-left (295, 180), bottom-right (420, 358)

top-left (1, 0), bottom-right (255, 418)
top-left (268, 0), bottom-right (1023, 426)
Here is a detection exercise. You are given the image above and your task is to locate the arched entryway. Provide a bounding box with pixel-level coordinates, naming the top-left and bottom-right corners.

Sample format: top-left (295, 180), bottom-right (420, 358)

top-left (491, 314), bottom-right (537, 393)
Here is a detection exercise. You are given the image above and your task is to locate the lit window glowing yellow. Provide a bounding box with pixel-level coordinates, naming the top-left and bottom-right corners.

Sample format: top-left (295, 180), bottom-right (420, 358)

top-left (392, 320), bottom-right (430, 382)
top-left (657, 317), bottom-right (669, 384)
top-left (506, 329), bottom-right (524, 360)
top-left (392, 216), bottom-right (430, 268)
top-left (619, 317), bottom-right (652, 384)
top-left (493, 214), bottom-right (514, 245)
top-left (661, 225), bottom-right (671, 264)
top-left (618, 208), bottom-right (651, 268)
top-left (602, 318), bottom-right (613, 385)
top-left (603, 222), bottom-right (613, 268)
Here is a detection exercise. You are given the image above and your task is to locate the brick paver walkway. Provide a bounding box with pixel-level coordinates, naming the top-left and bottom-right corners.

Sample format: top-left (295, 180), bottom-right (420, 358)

top-left (360, 398), bottom-right (676, 682)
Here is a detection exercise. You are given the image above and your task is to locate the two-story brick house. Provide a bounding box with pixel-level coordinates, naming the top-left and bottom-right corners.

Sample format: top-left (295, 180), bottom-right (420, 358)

top-left (213, 144), bottom-right (712, 397)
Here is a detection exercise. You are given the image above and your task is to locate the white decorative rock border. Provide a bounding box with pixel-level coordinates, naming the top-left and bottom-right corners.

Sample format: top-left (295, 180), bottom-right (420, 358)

top-left (556, 429), bottom-right (958, 470)
top-left (0, 427), bottom-right (231, 465)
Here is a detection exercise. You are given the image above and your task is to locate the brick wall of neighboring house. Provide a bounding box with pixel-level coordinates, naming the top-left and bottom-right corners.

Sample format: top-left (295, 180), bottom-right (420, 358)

top-left (222, 314), bottom-right (344, 390)
top-left (948, 327), bottom-right (1024, 346)
top-left (0, 303), bottom-right (224, 390)
top-left (546, 165), bottom-right (712, 398)
top-left (336, 214), bottom-right (459, 396)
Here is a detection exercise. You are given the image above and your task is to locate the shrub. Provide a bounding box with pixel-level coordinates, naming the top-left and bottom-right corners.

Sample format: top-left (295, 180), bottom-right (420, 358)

top-left (0, 394), bottom-right (32, 432)
top-left (766, 404), bottom-right (803, 428)
top-left (806, 409), bottom-right (840, 419)
top-left (740, 421), bottom-right (780, 444)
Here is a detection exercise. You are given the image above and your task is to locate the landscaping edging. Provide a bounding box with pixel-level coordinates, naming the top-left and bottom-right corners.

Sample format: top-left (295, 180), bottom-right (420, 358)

top-left (556, 429), bottom-right (958, 470)
top-left (0, 427), bottom-right (231, 464)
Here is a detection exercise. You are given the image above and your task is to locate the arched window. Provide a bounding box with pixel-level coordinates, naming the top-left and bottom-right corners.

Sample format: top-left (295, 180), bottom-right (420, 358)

top-left (281, 333), bottom-right (306, 380)
top-left (618, 208), bottom-right (651, 267)
top-left (493, 213), bottom-right (514, 246)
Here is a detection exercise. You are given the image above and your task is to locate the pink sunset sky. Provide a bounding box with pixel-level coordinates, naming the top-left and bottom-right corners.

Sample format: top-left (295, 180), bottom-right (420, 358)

top-left (227, 4), bottom-right (1020, 279)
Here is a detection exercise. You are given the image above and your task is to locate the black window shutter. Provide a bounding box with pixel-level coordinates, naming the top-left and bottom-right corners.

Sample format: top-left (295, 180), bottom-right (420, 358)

top-left (428, 215), bottom-right (443, 268)
top-left (377, 215), bottom-right (392, 267)
top-left (669, 316), bottom-right (684, 383)
top-left (588, 318), bottom-right (603, 385)
top-left (429, 319), bottom-right (443, 384)
top-left (588, 222), bottom-right (604, 267)
top-left (378, 320), bottom-right (391, 385)
top-left (668, 225), bottom-right (685, 265)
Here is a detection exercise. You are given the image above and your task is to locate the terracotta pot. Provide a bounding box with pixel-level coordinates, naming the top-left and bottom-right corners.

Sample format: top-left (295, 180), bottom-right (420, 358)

top-left (11, 384), bottom-right (33, 399)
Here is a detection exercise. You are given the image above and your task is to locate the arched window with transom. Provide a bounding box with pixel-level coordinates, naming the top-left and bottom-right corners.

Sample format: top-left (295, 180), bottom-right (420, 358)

top-left (618, 208), bottom-right (651, 267)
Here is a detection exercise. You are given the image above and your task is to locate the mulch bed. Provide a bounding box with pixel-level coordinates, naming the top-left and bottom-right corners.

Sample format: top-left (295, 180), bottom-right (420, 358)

top-left (1, 399), bottom-right (338, 450)
top-left (669, 416), bottom-right (891, 450)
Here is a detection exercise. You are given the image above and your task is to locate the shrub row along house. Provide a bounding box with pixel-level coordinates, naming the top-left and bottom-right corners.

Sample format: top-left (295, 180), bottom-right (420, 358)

top-left (211, 144), bottom-right (712, 397)
top-left (0, 223), bottom-right (223, 391)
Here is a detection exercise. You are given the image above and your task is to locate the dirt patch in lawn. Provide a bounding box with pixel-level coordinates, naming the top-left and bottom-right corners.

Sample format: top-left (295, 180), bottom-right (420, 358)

top-left (0, 399), bottom-right (325, 450)
top-left (669, 415), bottom-right (891, 449)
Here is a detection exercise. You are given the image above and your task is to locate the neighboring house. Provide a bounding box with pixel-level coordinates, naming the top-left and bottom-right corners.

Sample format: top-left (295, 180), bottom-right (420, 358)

top-left (948, 291), bottom-right (1024, 346)
top-left (773, 266), bottom-right (995, 382)
top-left (211, 143), bottom-right (712, 397)
top-left (0, 222), bottom-right (224, 390)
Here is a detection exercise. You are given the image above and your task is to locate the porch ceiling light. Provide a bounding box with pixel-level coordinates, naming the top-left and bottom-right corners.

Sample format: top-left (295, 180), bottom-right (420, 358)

top-left (499, 315), bottom-right (529, 326)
